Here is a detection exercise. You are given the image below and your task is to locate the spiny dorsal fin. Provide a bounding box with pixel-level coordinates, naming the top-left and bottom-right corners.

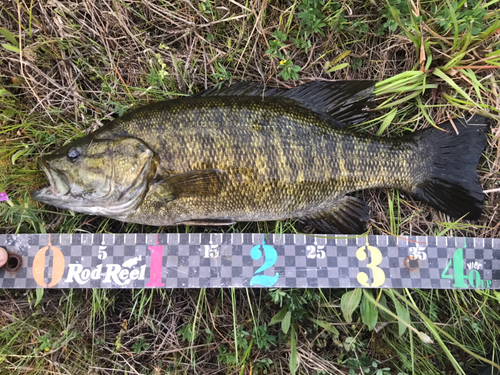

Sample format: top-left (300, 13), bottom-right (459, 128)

top-left (275, 81), bottom-right (376, 126)
top-left (191, 81), bottom-right (376, 127)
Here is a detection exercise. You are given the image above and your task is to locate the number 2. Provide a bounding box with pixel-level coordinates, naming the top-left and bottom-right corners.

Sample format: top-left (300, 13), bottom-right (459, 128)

top-left (250, 235), bottom-right (279, 287)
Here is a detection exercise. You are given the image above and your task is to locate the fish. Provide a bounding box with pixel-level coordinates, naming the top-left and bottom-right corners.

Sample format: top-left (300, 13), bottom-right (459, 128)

top-left (30, 81), bottom-right (489, 233)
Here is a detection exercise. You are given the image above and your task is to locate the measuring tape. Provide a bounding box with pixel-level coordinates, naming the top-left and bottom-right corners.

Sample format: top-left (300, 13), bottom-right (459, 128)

top-left (0, 233), bottom-right (498, 289)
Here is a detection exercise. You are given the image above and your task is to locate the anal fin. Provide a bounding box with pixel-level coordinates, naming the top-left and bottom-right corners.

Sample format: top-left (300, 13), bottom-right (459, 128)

top-left (177, 220), bottom-right (236, 226)
top-left (299, 196), bottom-right (370, 234)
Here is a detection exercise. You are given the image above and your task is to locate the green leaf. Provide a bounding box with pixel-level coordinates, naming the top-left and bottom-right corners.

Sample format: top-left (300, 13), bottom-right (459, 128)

top-left (308, 317), bottom-right (340, 336)
top-left (0, 27), bottom-right (19, 47)
top-left (433, 68), bottom-right (473, 103)
top-left (1, 43), bottom-right (20, 53)
top-left (270, 305), bottom-right (288, 325)
top-left (290, 325), bottom-right (297, 375)
top-left (376, 108), bottom-right (397, 136)
top-left (2, 109), bottom-right (15, 120)
top-left (11, 148), bottom-right (30, 165)
top-left (374, 70), bottom-right (423, 89)
top-left (282, 311), bottom-right (291, 334)
top-left (341, 288), bottom-right (362, 323)
top-left (343, 336), bottom-right (356, 351)
top-left (274, 30), bottom-right (287, 42)
top-left (445, 0), bottom-right (459, 49)
top-left (386, 290), bottom-right (410, 337)
top-left (326, 62), bottom-right (349, 73)
top-left (0, 88), bottom-right (14, 97)
top-left (486, 49), bottom-right (500, 57)
top-left (34, 288), bottom-right (44, 308)
top-left (375, 90), bottom-right (421, 110)
top-left (394, 299), bottom-right (410, 337)
top-left (360, 293), bottom-right (378, 330)
top-left (377, 293), bottom-right (393, 321)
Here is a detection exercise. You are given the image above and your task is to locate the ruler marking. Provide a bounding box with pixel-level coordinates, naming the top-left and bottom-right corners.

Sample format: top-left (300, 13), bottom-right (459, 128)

top-left (0, 234), bottom-right (497, 289)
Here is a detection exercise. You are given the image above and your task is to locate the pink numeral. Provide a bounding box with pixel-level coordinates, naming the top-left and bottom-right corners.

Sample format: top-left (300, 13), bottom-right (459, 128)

top-left (146, 244), bottom-right (164, 287)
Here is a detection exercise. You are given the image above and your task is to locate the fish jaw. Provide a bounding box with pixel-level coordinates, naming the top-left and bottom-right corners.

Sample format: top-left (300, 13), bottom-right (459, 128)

top-left (29, 158), bottom-right (95, 212)
top-left (31, 158), bottom-right (71, 202)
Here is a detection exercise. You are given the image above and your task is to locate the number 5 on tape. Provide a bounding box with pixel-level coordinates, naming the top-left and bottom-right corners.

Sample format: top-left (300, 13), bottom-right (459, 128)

top-left (356, 241), bottom-right (386, 287)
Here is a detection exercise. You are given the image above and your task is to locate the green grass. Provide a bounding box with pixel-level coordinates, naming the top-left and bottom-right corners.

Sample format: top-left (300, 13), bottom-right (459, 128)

top-left (1, 0), bottom-right (500, 374)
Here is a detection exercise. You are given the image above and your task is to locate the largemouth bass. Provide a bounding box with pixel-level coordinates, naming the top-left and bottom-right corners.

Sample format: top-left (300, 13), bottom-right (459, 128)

top-left (31, 81), bottom-right (489, 233)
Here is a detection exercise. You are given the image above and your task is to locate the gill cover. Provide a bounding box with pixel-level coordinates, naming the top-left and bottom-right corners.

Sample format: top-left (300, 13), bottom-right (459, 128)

top-left (31, 136), bottom-right (155, 219)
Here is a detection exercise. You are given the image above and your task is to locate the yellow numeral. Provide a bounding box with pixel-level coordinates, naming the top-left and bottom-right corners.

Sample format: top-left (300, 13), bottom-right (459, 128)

top-left (356, 244), bottom-right (385, 287)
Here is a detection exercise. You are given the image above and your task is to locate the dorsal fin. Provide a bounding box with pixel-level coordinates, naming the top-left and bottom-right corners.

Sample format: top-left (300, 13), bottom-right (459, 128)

top-left (191, 81), bottom-right (376, 127)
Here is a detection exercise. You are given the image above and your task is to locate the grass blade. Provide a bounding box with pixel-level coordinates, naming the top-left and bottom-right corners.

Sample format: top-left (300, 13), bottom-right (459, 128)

top-left (0, 27), bottom-right (18, 47)
top-left (433, 68), bottom-right (474, 103)
top-left (376, 108), bottom-right (397, 136)
top-left (290, 325), bottom-right (298, 375)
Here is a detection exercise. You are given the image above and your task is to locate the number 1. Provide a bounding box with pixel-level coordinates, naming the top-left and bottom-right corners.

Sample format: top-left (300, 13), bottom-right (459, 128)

top-left (147, 243), bottom-right (164, 287)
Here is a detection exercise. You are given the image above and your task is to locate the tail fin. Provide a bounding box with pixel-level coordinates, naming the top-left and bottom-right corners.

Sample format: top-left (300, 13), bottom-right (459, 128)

top-left (411, 115), bottom-right (489, 220)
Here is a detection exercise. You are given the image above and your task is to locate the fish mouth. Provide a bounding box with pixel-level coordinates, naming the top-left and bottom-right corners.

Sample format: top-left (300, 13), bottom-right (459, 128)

top-left (30, 159), bottom-right (70, 201)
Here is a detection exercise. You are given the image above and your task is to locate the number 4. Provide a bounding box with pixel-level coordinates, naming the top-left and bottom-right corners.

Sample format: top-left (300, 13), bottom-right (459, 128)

top-left (441, 248), bottom-right (467, 288)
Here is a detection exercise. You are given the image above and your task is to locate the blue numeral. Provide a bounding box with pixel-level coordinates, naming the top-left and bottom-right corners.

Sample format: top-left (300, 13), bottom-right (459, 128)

top-left (250, 234), bottom-right (279, 287)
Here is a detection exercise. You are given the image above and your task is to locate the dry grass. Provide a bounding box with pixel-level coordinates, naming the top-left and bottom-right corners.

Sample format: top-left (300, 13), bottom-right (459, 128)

top-left (1, 0), bottom-right (500, 374)
top-left (1, 0), bottom-right (499, 236)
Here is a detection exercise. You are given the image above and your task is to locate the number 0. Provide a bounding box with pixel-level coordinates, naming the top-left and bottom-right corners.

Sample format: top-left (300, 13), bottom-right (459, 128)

top-left (33, 244), bottom-right (65, 288)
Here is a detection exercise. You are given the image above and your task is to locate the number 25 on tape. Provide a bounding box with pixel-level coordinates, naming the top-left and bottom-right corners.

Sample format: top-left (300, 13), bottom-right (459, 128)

top-left (356, 243), bottom-right (385, 287)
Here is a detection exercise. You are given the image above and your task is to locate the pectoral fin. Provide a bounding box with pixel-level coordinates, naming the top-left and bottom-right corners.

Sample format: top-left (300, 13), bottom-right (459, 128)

top-left (300, 196), bottom-right (370, 234)
top-left (150, 169), bottom-right (227, 201)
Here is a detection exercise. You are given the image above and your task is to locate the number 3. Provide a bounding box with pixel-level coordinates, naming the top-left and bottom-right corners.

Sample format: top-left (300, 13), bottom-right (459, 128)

top-left (356, 244), bottom-right (385, 287)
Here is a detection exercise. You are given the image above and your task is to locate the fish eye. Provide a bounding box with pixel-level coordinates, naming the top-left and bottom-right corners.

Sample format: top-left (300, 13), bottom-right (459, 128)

top-left (67, 148), bottom-right (81, 162)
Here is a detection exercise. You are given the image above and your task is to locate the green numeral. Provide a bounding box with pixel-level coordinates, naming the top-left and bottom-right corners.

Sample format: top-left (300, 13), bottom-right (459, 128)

top-left (468, 270), bottom-right (481, 288)
top-left (441, 248), bottom-right (468, 288)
